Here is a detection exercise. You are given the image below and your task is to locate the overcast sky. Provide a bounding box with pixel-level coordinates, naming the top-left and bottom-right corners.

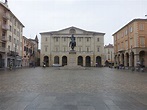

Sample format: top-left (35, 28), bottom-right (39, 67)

top-left (2, 0), bottom-right (147, 48)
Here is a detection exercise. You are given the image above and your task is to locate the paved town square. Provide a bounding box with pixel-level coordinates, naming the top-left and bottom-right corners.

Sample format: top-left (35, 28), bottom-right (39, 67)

top-left (0, 67), bottom-right (147, 110)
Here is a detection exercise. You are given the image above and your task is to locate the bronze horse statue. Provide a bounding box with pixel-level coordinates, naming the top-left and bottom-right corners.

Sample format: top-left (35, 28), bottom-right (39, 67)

top-left (69, 34), bottom-right (76, 50)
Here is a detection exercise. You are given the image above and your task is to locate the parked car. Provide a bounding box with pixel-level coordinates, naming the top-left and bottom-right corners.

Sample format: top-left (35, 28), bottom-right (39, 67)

top-left (52, 64), bottom-right (62, 67)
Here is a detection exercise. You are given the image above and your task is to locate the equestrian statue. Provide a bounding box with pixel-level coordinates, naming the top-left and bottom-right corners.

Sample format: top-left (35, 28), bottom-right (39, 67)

top-left (69, 34), bottom-right (76, 51)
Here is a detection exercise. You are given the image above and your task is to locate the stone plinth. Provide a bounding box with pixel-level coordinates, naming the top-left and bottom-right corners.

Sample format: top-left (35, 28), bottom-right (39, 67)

top-left (68, 50), bottom-right (77, 67)
top-left (60, 50), bottom-right (85, 70)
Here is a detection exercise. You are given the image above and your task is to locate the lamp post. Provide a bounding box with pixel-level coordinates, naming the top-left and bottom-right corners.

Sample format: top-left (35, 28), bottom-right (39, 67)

top-left (111, 51), bottom-right (112, 68)
top-left (14, 44), bottom-right (17, 69)
top-left (131, 45), bottom-right (134, 71)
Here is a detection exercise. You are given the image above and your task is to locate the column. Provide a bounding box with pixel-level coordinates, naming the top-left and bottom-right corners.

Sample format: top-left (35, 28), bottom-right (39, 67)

top-left (134, 54), bottom-right (139, 67)
top-left (120, 54), bottom-right (122, 64)
top-left (124, 55), bottom-right (127, 67)
top-left (114, 56), bottom-right (116, 66)
top-left (90, 55), bottom-right (93, 67)
top-left (83, 56), bottom-right (86, 66)
top-left (129, 54), bottom-right (132, 67)
top-left (4, 53), bottom-right (7, 68)
top-left (118, 56), bottom-right (120, 65)
top-left (60, 56), bottom-right (62, 66)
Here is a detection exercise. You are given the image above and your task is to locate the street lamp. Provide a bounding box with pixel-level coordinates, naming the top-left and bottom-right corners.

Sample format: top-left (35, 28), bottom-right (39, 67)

top-left (14, 44), bottom-right (17, 69)
top-left (131, 45), bottom-right (134, 71)
top-left (111, 51), bottom-right (112, 68)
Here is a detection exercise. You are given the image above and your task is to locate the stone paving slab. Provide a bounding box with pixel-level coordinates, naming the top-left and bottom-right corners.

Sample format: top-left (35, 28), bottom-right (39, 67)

top-left (0, 67), bottom-right (147, 110)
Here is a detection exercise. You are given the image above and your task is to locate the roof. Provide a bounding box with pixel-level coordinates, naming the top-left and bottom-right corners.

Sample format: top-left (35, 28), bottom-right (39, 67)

top-left (0, 1), bottom-right (24, 27)
top-left (40, 26), bottom-right (105, 35)
top-left (104, 44), bottom-right (114, 48)
top-left (112, 18), bottom-right (147, 36)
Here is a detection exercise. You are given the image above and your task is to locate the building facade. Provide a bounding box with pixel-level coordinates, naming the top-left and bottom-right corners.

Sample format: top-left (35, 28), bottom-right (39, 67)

top-left (22, 36), bottom-right (35, 67)
top-left (40, 26), bottom-right (105, 67)
top-left (113, 19), bottom-right (147, 68)
top-left (28, 36), bottom-right (40, 66)
top-left (0, 1), bottom-right (24, 68)
top-left (22, 36), bottom-right (40, 67)
top-left (104, 44), bottom-right (114, 66)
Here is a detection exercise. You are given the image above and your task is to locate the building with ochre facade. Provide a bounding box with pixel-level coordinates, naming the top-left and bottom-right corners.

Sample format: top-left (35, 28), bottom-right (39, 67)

top-left (113, 19), bottom-right (147, 68)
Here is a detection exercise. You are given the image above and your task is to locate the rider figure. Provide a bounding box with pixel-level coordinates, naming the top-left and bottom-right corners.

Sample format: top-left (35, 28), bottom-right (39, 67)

top-left (69, 34), bottom-right (76, 50)
top-left (71, 34), bottom-right (75, 42)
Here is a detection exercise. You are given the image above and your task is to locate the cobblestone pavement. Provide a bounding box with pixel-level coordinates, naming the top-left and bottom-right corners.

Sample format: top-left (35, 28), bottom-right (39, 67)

top-left (0, 67), bottom-right (147, 110)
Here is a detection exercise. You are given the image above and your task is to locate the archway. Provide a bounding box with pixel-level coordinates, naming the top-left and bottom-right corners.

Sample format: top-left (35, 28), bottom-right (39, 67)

top-left (139, 51), bottom-right (145, 66)
top-left (126, 53), bottom-right (129, 67)
top-left (114, 55), bottom-right (117, 66)
top-left (118, 54), bottom-right (120, 65)
top-left (85, 56), bottom-right (91, 67)
top-left (62, 56), bottom-right (67, 66)
top-left (130, 52), bottom-right (134, 67)
top-left (121, 53), bottom-right (124, 65)
top-left (105, 60), bottom-right (109, 67)
top-left (54, 56), bottom-right (59, 64)
top-left (96, 56), bottom-right (101, 67)
top-left (77, 56), bottom-right (83, 66)
top-left (44, 56), bottom-right (49, 67)
top-left (0, 54), bottom-right (2, 68)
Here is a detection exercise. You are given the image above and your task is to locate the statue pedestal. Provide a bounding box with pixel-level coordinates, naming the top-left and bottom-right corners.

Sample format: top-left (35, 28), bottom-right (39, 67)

top-left (60, 50), bottom-right (85, 70)
top-left (68, 50), bottom-right (76, 67)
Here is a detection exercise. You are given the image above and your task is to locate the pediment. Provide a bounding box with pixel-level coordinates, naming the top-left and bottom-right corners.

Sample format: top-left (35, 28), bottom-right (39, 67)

top-left (40, 26), bottom-right (105, 35)
top-left (56, 26), bottom-right (87, 34)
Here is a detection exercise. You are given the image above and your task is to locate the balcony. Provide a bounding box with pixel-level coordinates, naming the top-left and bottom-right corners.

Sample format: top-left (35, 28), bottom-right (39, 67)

top-left (1, 36), bottom-right (7, 42)
top-left (0, 47), bottom-right (7, 53)
top-left (2, 24), bottom-right (9, 30)
top-left (3, 12), bottom-right (10, 20)
top-left (118, 48), bottom-right (125, 52)
top-left (7, 51), bottom-right (18, 56)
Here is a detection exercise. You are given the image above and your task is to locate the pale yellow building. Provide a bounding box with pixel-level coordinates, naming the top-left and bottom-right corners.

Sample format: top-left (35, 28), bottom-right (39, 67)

top-left (22, 36), bottom-right (35, 67)
top-left (104, 44), bottom-right (114, 66)
top-left (113, 19), bottom-right (147, 68)
top-left (0, 1), bottom-right (24, 68)
top-left (40, 26), bottom-right (105, 67)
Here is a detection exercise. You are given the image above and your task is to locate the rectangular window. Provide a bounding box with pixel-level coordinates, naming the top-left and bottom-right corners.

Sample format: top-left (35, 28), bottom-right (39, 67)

top-left (130, 38), bottom-right (133, 48)
top-left (97, 47), bottom-right (99, 52)
top-left (15, 20), bottom-right (16, 26)
top-left (125, 30), bottom-right (128, 35)
top-left (14, 38), bottom-right (16, 44)
top-left (139, 24), bottom-right (144, 30)
top-left (45, 37), bottom-right (47, 41)
top-left (87, 38), bottom-right (89, 42)
top-left (9, 25), bottom-right (12, 31)
top-left (64, 37), bottom-right (66, 42)
top-left (9, 35), bottom-right (11, 42)
top-left (97, 38), bottom-right (99, 42)
top-left (8, 45), bottom-right (10, 51)
top-left (130, 27), bottom-right (133, 32)
top-left (45, 47), bottom-right (47, 52)
top-left (14, 29), bottom-right (16, 35)
top-left (87, 47), bottom-right (89, 52)
top-left (56, 38), bottom-right (58, 42)
top-left (140, 36), bottom-right (145, 46)
top-left (2, 43), bottom-right (5, 47)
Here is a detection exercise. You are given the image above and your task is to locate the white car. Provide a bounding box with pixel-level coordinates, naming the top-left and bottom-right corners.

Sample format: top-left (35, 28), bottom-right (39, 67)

top-left (52, 64), bottom-right (62, 67)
